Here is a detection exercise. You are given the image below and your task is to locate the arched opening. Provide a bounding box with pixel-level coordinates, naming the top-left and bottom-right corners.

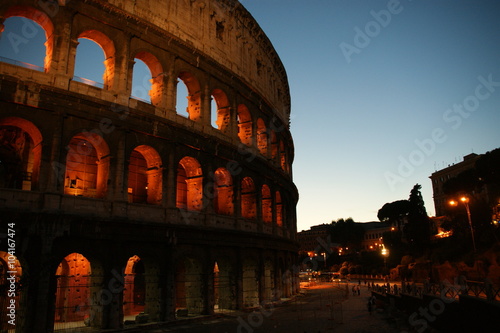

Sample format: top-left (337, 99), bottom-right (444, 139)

top-left (237, 105), bottom-right (252, 146)
top-left (131, 58), bottom-right (152, 103)
top-left (261, 185), bottom-right (272, 224)
top-left (256, 118), bottom-right (268, 155)
top-left (176, 79), bottom-right (189, 118)
top-left (175, 257), bottom-right (204, 316)
top-left (123, 255), bottom-right (146, 319)
top-left (64, 133), bottom-right (110, 198)
top-left (214, 167), bottom-right (233, 215)
top-left (127, 145), bottom-right (162, 205)
top-left (177, 72), bottom-right (201, 121)
top-left (270, 131), bottom-right (278, 162)
top-left (74, 30), bottom-right (115, 89)
top-left (213, 259), bottom-right (236, 312)
top-left (241, 177), bottom-right (256, 219)
top-left (0, 117), bottom-right (42, 190)
top-left (1, 6), bottom-right (54, 72)
top-left (0, 251), bottom-right (23, 332)
top-left (176, 156), bottom-right (202, 211)
top-left (132, 51), bottom-right (164, 105)
top-left (279, 141), bottom-right (286, 171)
top-left (242, 258), bottom-right (259, 308)
top-left (211, 89), bottom-right (230, 132)
top-left (276, 191), bottom-right (283, 227)
top-left (54, 253), bottom-right (92, 330)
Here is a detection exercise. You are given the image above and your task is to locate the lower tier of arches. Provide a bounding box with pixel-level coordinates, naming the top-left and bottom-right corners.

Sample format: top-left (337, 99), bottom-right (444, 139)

top-left (0, 211), bottom-right (299, 333)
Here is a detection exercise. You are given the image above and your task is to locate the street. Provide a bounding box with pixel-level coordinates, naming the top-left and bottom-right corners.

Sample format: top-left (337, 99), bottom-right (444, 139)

top-left (130, 282), bottom-right (402, 333)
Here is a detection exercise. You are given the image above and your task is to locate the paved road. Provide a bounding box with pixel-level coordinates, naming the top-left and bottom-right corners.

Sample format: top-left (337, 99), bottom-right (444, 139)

top-left (133, 282), bottom-right (405, 333)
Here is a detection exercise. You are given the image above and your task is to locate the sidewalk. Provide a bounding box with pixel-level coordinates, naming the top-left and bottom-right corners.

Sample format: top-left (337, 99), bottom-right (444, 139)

top-left (330, 283), bottom-right (402, 333)
top-left (108, 282), bottom-right (411, 332)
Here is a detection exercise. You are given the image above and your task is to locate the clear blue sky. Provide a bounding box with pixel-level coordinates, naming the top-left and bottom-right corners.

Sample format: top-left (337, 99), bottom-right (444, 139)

top-left (241, 0), bottom-right (500, 231)
top-left (1, 1), bottom-right (500, 233)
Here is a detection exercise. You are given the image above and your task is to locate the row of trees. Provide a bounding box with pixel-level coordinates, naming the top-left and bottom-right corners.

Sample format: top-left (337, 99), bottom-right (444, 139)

top-left (317, 149), bottom-right (499, 272)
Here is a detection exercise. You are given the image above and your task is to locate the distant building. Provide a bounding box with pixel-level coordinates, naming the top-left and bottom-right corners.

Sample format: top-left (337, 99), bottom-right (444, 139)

top-left (297, 224), bottom-right (332, 256)
top-left (298, 222), bottom-right (392, 255)
top-left (360, 222), bottom-right (392, 251)
top-left (429, 153), bottom-right (480, 216)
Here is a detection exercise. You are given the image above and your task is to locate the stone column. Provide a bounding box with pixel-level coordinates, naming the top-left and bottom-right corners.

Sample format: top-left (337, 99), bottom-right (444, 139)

top-left (202, 82), bottom-right (211, 127)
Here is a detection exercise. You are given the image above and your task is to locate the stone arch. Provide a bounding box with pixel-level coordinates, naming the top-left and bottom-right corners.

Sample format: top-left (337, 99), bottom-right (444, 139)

top-left (76, 30), bottom-right (115, 89)
top-left (0, 251), bottom-right (23, 332)
top-left (276, 190), bottom-right (283, 227)
top-left (127, 145), bottom-right (162, 205)
top-left (175, 257), bottom-right (204, 315)
top-left (176, 156), bottom-right (203, 211)
top-left (241, 177), bottom-right (256, 219)
top-left (211, 89), bottom-right (230, 132)
top-left (3, 5), bottom-right (54, 72)
top-left (133, 51), bottom-right (164, 106)
top-left (256, 118), bottom-right (268, 155)
top-left (64, 132), bottom-right (110, 198)
top-left (212, 258), bottom-right (237, 312)
top-left (177, 72), bottom-right (201, 121)
top-left (123, 255), bottom-right (146, 318)
top-left (237, 104), bottom-right (252, 146)
top-left (0, 117), bottom-right (42, 190)
top-left (261, 184), bottom-right (272, 224)
top-left (214, 167), bottom-right (233, 216)
top-left (54, 253), bottom-right (93, 329)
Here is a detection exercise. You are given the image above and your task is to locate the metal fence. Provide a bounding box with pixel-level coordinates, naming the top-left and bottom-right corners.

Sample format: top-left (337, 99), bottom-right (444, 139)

top-left (371, 280), bottom-right (500, 302)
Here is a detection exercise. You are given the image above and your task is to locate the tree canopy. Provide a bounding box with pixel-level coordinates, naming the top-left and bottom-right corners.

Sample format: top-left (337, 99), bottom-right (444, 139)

top-left (377, 184), bottom-right (431, 255)
top-left (329, 218), bottom-right (365, 251)
top-left (377, 200), bottom-right (410, 229)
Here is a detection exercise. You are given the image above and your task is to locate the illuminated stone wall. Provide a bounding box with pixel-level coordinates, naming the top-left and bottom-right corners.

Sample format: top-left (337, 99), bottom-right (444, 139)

top-left (0, 0), bottom-right (298, 332)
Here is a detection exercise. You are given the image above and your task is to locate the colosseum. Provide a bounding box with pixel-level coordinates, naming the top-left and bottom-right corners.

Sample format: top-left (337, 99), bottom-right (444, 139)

top-left (0, 0), bottom-right (298, 331)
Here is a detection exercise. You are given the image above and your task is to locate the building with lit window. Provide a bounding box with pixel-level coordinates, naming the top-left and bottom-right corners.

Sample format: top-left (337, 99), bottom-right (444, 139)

top-left (0, 1), bottom-right (298, 331)
top-left (429, 153), bottom-right (480, 216)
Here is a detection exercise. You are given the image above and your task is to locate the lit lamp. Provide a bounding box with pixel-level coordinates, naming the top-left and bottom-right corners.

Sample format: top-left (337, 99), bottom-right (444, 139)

top-left (449, 196), bottom-right (476, 253)
top-left (381, 247), bottom-right (389, 270)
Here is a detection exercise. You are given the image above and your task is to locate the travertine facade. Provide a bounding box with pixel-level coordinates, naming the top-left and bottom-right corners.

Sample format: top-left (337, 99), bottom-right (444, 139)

top-left (0, 0), bottom-right (298, 331)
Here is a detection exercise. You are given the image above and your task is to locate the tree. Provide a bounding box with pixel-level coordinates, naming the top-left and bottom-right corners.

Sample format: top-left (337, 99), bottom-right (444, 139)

top-left (377, 200), bottom-right (410, 230)
top-left (442, 149), bottom-right (500, 251)
top-left (405, 184), bottom-right (431, 253)
top-left (329, 218), bottom-right (365, 252)
top-left (475, 148), bottom-right (500, 201)
top-left (442, 169), bottom-right (480, 196)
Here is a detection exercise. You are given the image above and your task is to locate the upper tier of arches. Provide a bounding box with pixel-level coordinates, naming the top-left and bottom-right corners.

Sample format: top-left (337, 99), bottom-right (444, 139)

top-left (0, 3), bottom-right (294, 174)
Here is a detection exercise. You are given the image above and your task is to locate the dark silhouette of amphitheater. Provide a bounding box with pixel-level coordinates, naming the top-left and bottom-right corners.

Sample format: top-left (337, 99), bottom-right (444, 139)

top-left (0, 0), bottom-right (298, 331)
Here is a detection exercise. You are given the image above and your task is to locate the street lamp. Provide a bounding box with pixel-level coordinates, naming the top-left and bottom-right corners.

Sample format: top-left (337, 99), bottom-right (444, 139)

top-left (381, 247), bottom-right (389, 271)
top-left (449, 196), bottom-right (476, 253)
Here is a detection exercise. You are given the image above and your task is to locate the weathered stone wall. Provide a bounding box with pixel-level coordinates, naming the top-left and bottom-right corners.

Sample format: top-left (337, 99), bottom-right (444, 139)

top-left (0, 0), bottom-right (298, 331)
top-left (100, 0), bottom-right (291, 125)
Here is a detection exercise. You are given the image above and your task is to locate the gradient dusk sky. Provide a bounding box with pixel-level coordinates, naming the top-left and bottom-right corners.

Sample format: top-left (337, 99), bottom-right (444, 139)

top-left (1, 1), bottom-right (499, 233)
top-left (241, 0), bottom-right (500, 231)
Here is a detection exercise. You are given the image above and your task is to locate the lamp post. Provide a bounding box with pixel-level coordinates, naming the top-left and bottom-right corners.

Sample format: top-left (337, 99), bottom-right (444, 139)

top-left (449, 196), bottom-right (476, 253)
top-left (381, 247), bottom-right (389, 271)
